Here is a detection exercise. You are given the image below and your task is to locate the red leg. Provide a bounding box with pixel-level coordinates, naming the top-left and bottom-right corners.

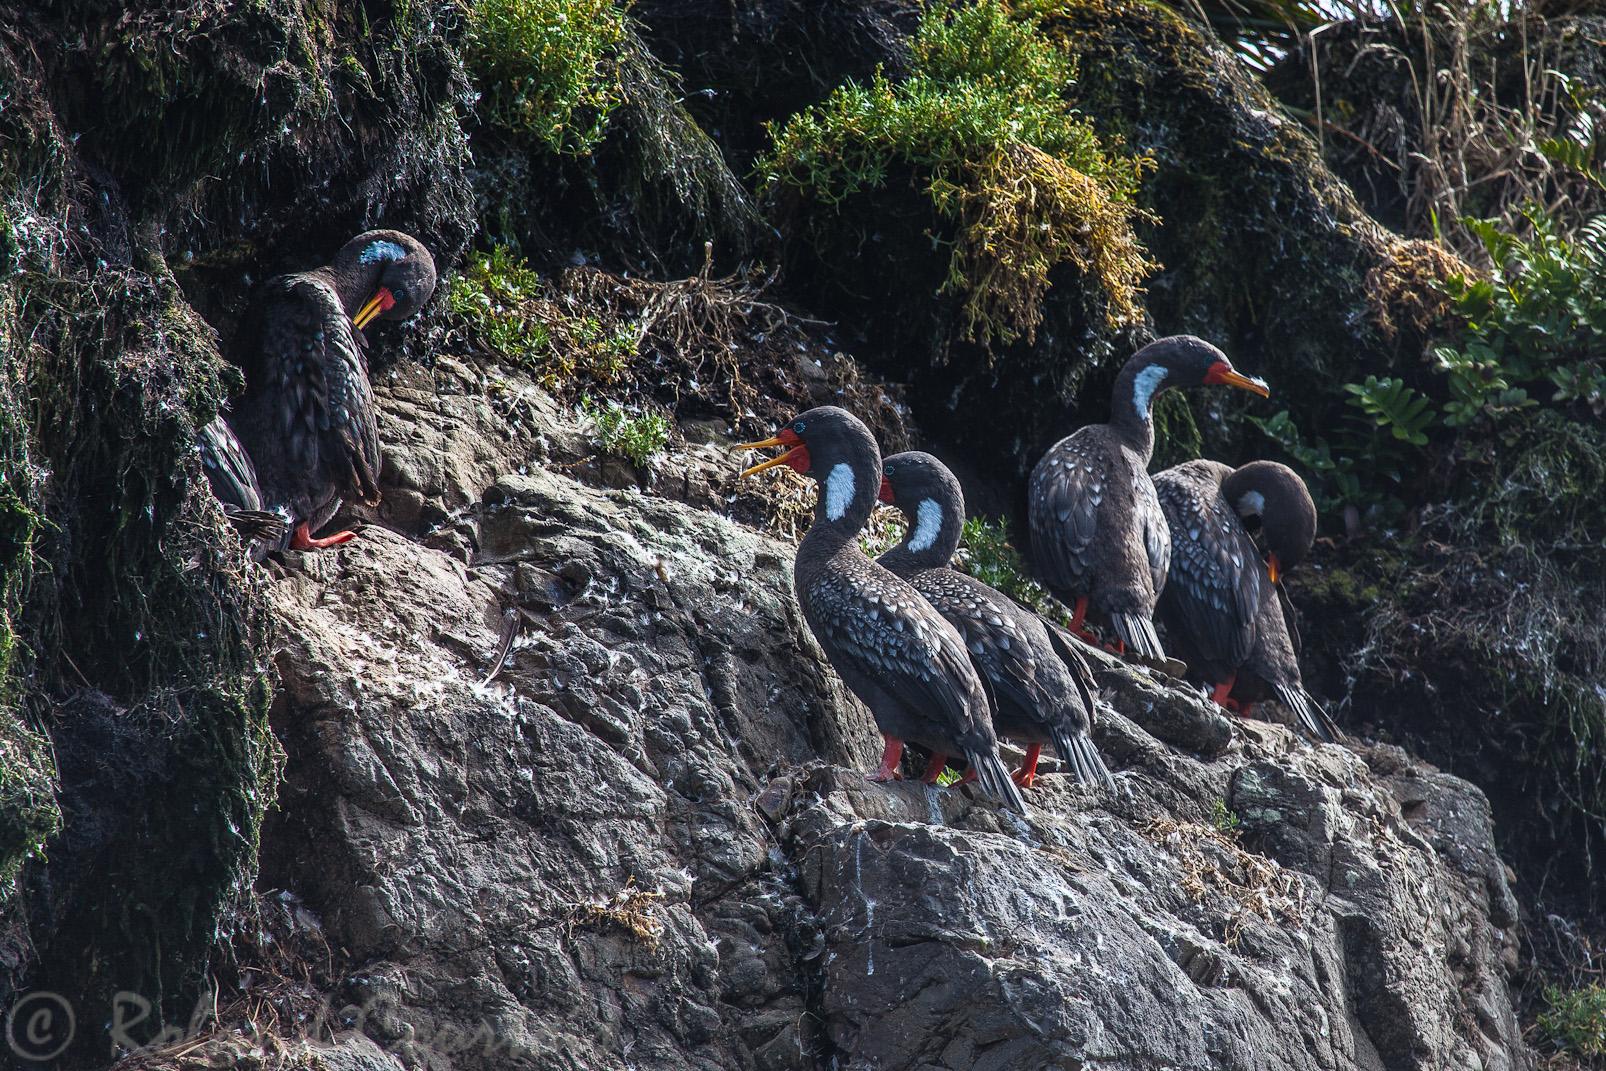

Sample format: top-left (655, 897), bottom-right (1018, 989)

top-left (1210, 677), bottom-right (1237, 711)
top-left (1069, 597), bottom-right (1100, 646)
top-left (1239, 701), bottom-right (1254, 718)
top-left (1012, 743), bottom-right (1042, 788)
top-left (868, 735), bottom-right (905, 782)
top-left (1109, 638), bottom-right (1125, 656)
top-left (951, 766), bottom-right (978, 788)
top-left (290, 522), bottom-right (357, 550)
top-left (921, 753), bottom-right (951, 784)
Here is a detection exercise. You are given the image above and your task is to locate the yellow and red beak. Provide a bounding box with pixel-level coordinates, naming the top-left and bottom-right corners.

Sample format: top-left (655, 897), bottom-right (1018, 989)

top-left (734, 428), bottom-right (808, 478)
top-left (353, 287), bottom-right (397, 330)
top-left (1204, 361), bottom-right (1270, 398)
top-left (878, 476), bottom-right (894, 504)
top-left (1268, 552), bottom-right (1282, 585)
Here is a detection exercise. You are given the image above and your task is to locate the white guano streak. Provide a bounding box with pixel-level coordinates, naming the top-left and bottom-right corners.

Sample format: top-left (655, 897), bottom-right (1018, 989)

top-left (1132, 364), bottom-right (1168, 420)
top-left (825, 463), bottom-right (855, 521)
top-left (907, 498), bottom-right (944, 552)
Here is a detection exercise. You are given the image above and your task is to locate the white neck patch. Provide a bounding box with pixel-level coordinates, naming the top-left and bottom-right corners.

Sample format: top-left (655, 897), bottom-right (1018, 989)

top-left (360, 240), bottom-right (408, 264)
top-left (1235, 490), bottom-right (1266, 517)
top-left (1132, 364), bottom-right (1168, 419)
top-left (906, 498), bottom-right (944, 552)
top-left (824, 463), bottom-right (856, 521)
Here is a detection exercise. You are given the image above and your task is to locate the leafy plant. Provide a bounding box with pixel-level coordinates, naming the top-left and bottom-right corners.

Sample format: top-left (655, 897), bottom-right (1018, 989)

top-left (1535, 984), bottom-right (1606, 1059)
top-left (1212, 799), bottom-right (1241, 837)
top-left (581, 396), bottom-right (670, 467)
top-left (1435, 207), bottom-right (1606, 420)
top-left (758, 0), bottom-right (1152, 345)
top-left (462, 0), bottom-right (632, 156)
top-left (955, 515), bottom-right (1067, 625)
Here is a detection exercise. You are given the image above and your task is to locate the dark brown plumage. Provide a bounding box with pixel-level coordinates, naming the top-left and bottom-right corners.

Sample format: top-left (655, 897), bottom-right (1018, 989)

top-left (876, 451), bottom-right (1114, 790)
top-left (227, 229), bottom-right (436, 550)
top-left (1154, 458), bottom-right (1339, 742)
top-left (198, 416), bottom-right (289, 546)
top-left (735, 408), bottom-right (1025, 812)
top-left (1027, 336), bottom-right (1270, 660)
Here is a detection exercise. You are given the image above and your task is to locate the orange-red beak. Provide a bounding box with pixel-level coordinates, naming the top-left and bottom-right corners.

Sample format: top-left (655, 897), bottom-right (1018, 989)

top-left (353, 287), bottom-right (397, 330)
top-left (734, 428), bottom-right (807, 478)
top-left (878, 476), bottom-right (894, 504)
top-left (1268, 552), bottom-right (1282, 585)
top-left (1204, 361), bottom-right (1270, 398)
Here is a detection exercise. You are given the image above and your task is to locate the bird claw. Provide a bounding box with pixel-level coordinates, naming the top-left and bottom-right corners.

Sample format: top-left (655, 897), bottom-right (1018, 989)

top-left (866, 769), bottom-right (903, 783)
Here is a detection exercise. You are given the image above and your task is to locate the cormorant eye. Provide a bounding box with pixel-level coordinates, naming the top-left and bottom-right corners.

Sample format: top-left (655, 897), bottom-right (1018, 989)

top-left (883, 465), bottom-right (894, 475)
top-left (792, 421), bottom-right (805, 434)
top-left (392, 286), bottom-right (407, 302)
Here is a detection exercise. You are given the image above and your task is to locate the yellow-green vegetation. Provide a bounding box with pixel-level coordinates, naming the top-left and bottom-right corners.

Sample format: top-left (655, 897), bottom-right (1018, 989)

top-left (447, 247), bottom-right (639, 388)
top-left (580, 396), bottom-right (671, 466)
top-left (1536, 984), bottom-right (1606, 1059)
top-left (462, 0), bottom-right (633, 155)
top-left (956, 515), bottom-right (1067, 625)
top-left (758, 0), bottom-right (1152, 345)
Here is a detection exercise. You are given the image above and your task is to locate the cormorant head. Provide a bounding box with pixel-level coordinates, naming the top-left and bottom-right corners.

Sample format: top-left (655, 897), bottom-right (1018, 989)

top-left (1121, 336), bottom-right (1270, 420)
top-left (733, 406), bottom-right (882, 523)
top-left (878, 451), bottom-right (966, 562)
top-left (334, 229), bottom-right (438, 329)
top-left (1223, 460), bottom-right (1316, 581)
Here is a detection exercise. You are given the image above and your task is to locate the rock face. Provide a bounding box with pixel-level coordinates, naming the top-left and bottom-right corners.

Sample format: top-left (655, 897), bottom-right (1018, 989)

top-left (241, 357), bottom-right (1526, 1071)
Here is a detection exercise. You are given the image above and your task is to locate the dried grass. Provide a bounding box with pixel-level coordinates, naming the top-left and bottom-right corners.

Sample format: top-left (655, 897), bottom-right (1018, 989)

top-left (1365, 237), bottom-right (1468, 342)
top-left (568, 879), bottom-right (666, 951)
top-left (1141, 815), bottom-right (1306, 945)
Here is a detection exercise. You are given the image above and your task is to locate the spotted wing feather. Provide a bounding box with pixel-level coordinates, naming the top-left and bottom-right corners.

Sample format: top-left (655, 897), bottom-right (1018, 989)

top-left (910, 569), bottom-right (1050, 719)
top-left (1155, 470), bottom-right (1261, 666)
top-left (1028, 432), bottom-right (1110, 594)
top-left (253, 278), bottom-right (382, 506)
top-left (803, 564), bottom-right (989, 743)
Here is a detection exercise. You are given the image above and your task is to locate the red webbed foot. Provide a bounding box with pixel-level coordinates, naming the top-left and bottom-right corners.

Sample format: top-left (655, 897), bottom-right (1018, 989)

top-left (868, 735), bottom-right (905, 782)
top-left (921, 753), bottom-right (950, 785)
top-left (290, 523), bottom-right (357, 550)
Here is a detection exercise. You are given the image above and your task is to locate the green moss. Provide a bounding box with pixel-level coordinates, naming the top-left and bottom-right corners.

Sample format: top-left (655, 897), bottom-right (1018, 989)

top-left (759, 0), bottom-right (1150, 346)
top-left (580, 395), bottom-right (671, 466)
top-left (462, 0), bottom-right (632, 156)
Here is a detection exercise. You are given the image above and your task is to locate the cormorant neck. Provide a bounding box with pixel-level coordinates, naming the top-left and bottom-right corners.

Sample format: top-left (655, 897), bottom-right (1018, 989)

top-left (880, 493), bottom-right (963, 572)
top-left (1108, 360), bottom-right (1164, 457)
top-left (798, 456), bottom-right (878, 558)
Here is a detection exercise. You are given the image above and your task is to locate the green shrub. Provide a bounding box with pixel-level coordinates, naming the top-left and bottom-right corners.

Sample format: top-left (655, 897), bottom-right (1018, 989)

top-left (581, 396), bottom-right (670, 467)
top-left (757, 0), bottom-right (1151, 345)
top-left (446, 247), bottom-right (640, 388)
top-left (1256, 206), bottom-right (1606, 517)
top-left (956, 515), bottom-right (1067, 625)
top-left (1536, 984), bottom-right (1606, 1059)
top-left (462, 0), bottom-right (632, 156)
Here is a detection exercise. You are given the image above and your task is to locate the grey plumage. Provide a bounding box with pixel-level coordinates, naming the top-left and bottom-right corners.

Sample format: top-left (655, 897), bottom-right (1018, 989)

top-left (878, 451), bottom-right (1113, 791)
top-left (1028, 336), bottom-right (1269, 660)
top-left (745, 409), bottom-right (1024, 812)
top-left (228, 229), bottom-right (435, 547)
top-left (1154, 458), bottom-right (1339, 743)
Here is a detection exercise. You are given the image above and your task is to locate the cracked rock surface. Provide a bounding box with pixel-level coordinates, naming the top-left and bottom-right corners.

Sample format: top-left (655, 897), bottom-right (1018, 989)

top-left (251, 357), bottom-right (1525, 1071)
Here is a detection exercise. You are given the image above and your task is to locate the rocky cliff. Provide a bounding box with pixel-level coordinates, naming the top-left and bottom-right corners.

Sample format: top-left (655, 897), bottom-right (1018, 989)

top-left (119, 357), bottom-right (1524, 1071)
top-left (0, 0), bottom-right (1595, 1067)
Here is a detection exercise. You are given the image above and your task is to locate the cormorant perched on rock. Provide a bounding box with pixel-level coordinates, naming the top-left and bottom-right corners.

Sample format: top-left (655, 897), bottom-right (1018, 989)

top-left (1154, 458), bottom-right (1339, 742)
top-left (876, 451), bottom-right (1114, 790)
top-left (736, 407), bottom-right (1025, 813)
top-left (1028, 336), bottom-right (1269, 660)
top-left (228, 229), bottom-right (436, 550)
top-left (198, 416), bottom-right (289, 546)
